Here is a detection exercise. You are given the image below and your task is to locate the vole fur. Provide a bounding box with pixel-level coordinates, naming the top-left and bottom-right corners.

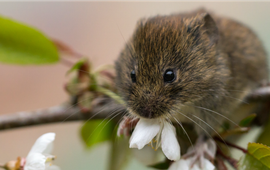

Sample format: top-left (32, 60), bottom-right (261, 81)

top-left (115, 9), bottom-right (269, 135)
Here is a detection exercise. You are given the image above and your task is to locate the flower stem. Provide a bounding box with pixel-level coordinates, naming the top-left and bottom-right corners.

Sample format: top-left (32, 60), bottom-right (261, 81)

top-left (95, 86), bottom-right (125, 105)
top-left (216, 157), bottom-right (228, 170)
top-left (216, 147), bottom-right (238, 169)
top-left (214, 136), bottom-right (247, 153)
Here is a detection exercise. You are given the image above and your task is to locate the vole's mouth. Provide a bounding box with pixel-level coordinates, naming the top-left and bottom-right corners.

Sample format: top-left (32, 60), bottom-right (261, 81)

top-left (127, 95), bottom-right (171, 119)
top-left (129, 106), bottom-right (164, 119)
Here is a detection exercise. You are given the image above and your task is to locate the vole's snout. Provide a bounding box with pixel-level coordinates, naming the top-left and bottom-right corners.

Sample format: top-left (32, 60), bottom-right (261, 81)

top-left (137, 106), bottom-right (154, 119)
top-left (131, 91), bottom-right (167, 119)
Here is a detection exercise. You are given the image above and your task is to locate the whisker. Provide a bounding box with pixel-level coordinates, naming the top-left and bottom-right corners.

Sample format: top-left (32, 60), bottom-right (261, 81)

top-left (81, 106), bottom-right (122, 133)
top-left (175, 110), bottom-right (224, 153)
top-left (164, 114), bottom-right (172, 124)
top-left (223, 95), bottom-right (248, 104)
top-left (223, 89), bottom-right (250, 93)
top-left (64, 81), bottom-right (122, 123)
top-left (200, 89), bottom-right (249, 104)
top-left (169, 114), bottom-right (194, 149)
top-left (201, 89), bottom-right (249, 93)
top-left (96, 111), bottom-right (124, 139)
top-left (81, 106), bottom-right (109, 125)
top-left (192, 115), bottom-right (230, 152)
top-left (85, 107), bottom-right (124, 141)
top-left (112, 111), bottom-right (132, 151)
top-left (113, 110), bottom-right (129, 142)
top-left (190, 105), bottom-right (240, 128)
top-left (61, 107), bottom-right (81, 123)
top-left (180, 103), bottom-right (228, 132)
top-left (175, 110), bottom-right (213, 142)
top-left (61, 96), bottom-right (103, 123)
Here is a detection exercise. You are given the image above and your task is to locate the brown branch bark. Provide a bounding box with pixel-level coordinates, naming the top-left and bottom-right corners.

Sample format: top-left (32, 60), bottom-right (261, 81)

top-left (0, 98), bottom-right (125, 131)
top-left (245, 86), bottom-right (270, 102)
top-left (0, 86), bottom-right (270, 131)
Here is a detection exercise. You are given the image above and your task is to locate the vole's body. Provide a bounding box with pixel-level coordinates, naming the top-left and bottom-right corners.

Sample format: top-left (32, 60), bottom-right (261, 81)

top-left (115, 9), bottom-right (268, 135)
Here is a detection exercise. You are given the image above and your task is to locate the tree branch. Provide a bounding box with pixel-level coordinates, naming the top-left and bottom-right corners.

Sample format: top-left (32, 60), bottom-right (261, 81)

top-left (0, 86), bottom-right (270, 131)
top-left (245, 86), bottom-right (270, 102)
top-left (0, 97), bottom-right (125, 131)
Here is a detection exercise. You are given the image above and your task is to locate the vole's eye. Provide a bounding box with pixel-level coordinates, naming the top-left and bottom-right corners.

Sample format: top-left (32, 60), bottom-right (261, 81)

top-left (164, 69), bottom-right (176, 83)
top-left (131, 70), bottom-right (136, 83)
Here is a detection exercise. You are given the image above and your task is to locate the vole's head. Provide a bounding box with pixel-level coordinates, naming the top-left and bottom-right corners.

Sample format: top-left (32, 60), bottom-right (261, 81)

top-left (115, 12), bottom-right (225, 119)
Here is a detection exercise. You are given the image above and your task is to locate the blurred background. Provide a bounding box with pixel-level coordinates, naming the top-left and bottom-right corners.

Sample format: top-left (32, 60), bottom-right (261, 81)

top-left (0, 2), bottom-right (269, 170)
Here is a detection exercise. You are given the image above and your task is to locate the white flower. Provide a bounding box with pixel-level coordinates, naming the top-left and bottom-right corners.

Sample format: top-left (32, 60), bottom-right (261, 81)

top-left (168, 138), bottom-right (216, 170)
top-left (168, 158), bottom-right (215, 170)
top-left (129, 118), bottom-right (180, 161)
top-left (24, 133), bottom-right (60, 170)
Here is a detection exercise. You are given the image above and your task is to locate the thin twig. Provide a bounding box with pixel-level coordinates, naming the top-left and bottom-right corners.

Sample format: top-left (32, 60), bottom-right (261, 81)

top-left (245, 86), bottom-right (270, 102)
top-left (214, 137), bottom-right (248, 153)
top-left (216, 147), bottom-right (238, 169)
top-left (52, 39), bottom-right (83, 59)
top-left (216, 157), bottom-right (228, 170)
top-left (0, 97), bottom-right (125, 131)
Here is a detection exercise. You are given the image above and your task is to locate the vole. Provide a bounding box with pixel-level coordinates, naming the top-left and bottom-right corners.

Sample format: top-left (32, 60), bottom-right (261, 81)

top-left (115, 8), bottom-right (269, 162)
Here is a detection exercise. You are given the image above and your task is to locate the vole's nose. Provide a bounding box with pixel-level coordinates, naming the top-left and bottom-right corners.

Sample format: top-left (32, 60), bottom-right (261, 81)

top-left (139, 106), bottom-right (154, 119)
top-left (143, 90), bottom-right (152, 96)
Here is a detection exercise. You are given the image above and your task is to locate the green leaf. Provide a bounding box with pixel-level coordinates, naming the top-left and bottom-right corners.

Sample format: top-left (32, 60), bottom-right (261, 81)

top-left (239, 114), bottom-right (257, 127)
top-left (248, 143), bottom-right (270, 168)
top-left (239, 154), bottom-right (269, 170)
top-left (239, 143), bottom-right (270, 170)
top-left (81, 119), bottom-right (115, 148)
top-left (257, 117), bottom-right (270, 146)
top-left (0, 15), bottom-right (59, 64)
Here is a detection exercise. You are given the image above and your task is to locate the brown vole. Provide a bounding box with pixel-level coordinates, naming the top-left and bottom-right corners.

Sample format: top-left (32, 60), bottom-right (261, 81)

top-left (115, 9), bottom-right (268, 137)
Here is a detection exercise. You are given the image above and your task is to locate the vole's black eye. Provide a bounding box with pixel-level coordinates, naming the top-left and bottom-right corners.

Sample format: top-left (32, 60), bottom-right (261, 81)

top-left (131, 70), bottom-right (136, 83)
top-left (164, 69), bottom-right (176, 83)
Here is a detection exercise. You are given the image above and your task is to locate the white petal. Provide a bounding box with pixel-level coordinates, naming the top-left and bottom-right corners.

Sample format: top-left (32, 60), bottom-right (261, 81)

top-left (129, 118), bottom-right (160, 149)
top-left (161, 122), bottom-right (180, 161)
top-left (46, 165), bottom-right (61, 170)
top-left (25, 153), bottom-right (46, 170)
top-left (191, 164), bottom-right (200, 170)
top-left (28, 133), bottom-right (55, 155)
top-left (203, 158), bottom-right (215, 170)
top-left (132, 145), bottom-right (165, 166)
top-left (188, 158), bottom-right (215, 170)
top-left (206, 139), bottom-right (216, 158)
top-left (168, 159), bottom-right (189, 170)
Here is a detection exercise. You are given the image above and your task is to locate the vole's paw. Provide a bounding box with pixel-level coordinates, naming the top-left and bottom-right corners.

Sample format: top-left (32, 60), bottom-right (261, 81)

top-left (182, 137), bottom-right (216, 168)
top-left (117, 116), bottom-right (139, 137)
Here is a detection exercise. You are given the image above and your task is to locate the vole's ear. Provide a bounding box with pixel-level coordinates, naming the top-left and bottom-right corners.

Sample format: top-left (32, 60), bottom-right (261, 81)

top-left (184, 12), bottom-right (219, 45)
top-left (200, 13), bottom-right (219, 45)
